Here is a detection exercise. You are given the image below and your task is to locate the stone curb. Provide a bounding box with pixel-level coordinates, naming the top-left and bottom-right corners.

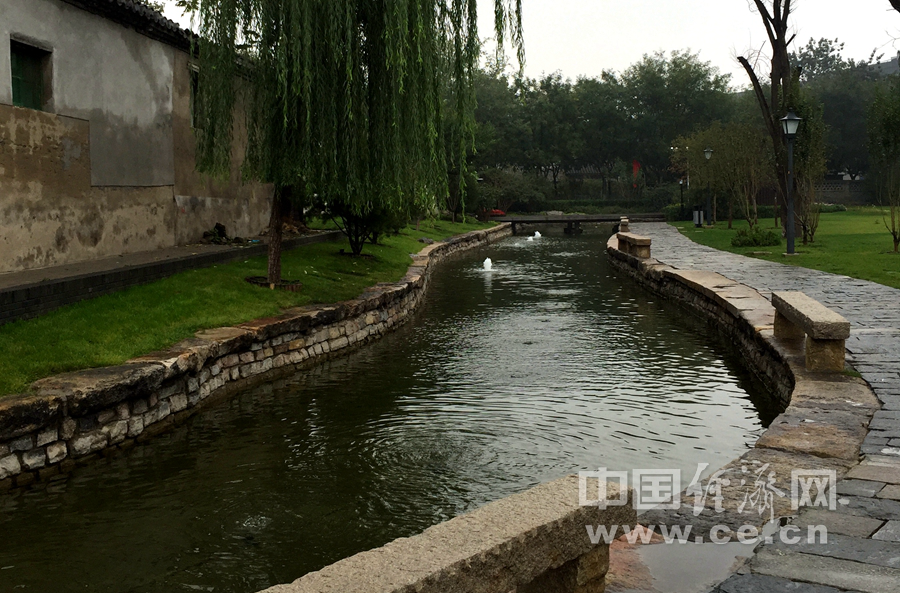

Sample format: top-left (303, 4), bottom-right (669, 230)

top-left (0, 224), bottom-right (512, 490)
top-left (260, 476), bottom-right (636, 593)
top-left (606, 235), bottom-right (878, 535)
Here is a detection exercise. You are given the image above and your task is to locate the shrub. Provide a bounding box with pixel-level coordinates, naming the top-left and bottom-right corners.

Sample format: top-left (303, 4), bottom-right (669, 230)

top-left (662, 203), bottom-right (692, 221)
top-left (643, 183), bottom-right (679, 211)
top-left (755, 205), bottom-right (776, 219)
top-left (735, 204), bottom-right (776, 220)
top-left (471, 168), bottom-right (548, 213)
top-left (731, 227), bottom-right (782, 247)
top-left (819, 203), bottom-right (847, 213)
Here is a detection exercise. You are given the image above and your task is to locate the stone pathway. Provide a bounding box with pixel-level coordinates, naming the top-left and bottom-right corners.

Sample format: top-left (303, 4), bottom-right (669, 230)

top-left (632, 223), bottom-right (900, 593)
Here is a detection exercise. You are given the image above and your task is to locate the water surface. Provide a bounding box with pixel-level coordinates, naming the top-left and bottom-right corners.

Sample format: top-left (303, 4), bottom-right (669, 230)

top-left (0, 229), bottom-right (771, 592)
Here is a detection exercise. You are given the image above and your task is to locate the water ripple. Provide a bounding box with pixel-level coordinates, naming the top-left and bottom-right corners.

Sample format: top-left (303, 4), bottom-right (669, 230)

top-left (0, 230), bottom-right (771, 593)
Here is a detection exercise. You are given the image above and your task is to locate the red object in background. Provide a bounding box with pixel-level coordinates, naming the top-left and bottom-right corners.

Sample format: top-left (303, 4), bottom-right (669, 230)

top-left (632, 160), bottom-right (641, 188)
top-left (490, 209), bottom-right (505, 216)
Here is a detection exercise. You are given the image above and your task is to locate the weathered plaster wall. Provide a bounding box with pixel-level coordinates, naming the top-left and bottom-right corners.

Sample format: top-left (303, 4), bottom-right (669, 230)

top-left (171, 50), bottom-right (272, 243)
top-left (0, 0), bottom-right (175, 186)
top-left (0, 105), bottom-right (175, 272)
top-left (0, 0), bottom-right (272, 272)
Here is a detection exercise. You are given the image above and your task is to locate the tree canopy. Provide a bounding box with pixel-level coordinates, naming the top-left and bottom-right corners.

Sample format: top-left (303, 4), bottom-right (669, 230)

top-left (619, 50), bottom-right (732, 178)
top-left (186, 0), bottom-right (522, 267)
top-left (789, 37), bottom-right (883, 179)
top-left (469, 50), bottom-right (733, 206)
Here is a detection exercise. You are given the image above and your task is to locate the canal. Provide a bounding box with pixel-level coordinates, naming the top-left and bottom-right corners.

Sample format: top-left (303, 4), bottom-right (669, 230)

top-left (0, 229), bottom-right (774, 592)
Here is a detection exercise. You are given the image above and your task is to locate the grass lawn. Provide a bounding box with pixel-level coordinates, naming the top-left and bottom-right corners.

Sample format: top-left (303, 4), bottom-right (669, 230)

top-left (0, 220), bottom-right (493, 397)
top-left (672, 207), bottom-right (900, 289)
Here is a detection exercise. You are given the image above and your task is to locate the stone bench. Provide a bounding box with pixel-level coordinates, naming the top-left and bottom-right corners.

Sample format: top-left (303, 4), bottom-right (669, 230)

top-left (616, 232), bottom-right (651, 259)
top-left (260, 475), bottom-right (634, 593)
top-left (772, 291), bottom-right (850, 372)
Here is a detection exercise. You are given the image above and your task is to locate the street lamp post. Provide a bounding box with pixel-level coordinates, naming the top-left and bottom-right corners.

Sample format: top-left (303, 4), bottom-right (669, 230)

top-left (679, 178), bottom-right (685, 218)
top-left (781, 111), bottom-right (802, 255)
top-left (704, 148), bottom-right (713, 226)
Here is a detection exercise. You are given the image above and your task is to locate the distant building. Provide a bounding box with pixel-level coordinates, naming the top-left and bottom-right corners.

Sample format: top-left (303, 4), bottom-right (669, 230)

top-left (874, 53), bottom-right (900, 77)
top-left (0, 0), bottom-right (271, 274)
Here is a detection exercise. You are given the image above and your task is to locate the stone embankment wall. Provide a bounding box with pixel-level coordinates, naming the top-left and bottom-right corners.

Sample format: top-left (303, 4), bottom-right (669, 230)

top-left (607, 235), bottom-right (879, 533)
top-left (260, 475), bottom-right (635, 593)
top-left (608, 241), bottom-right (795, 406)
top-left (0, 224), bottom-right (512, 490)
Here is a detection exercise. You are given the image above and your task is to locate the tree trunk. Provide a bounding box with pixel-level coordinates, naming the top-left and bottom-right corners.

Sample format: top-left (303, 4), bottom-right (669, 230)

top-left (739, 2), bottom-right (795, 209)
top-left (267, 185), bottom-right (292, 285)
top-left (728, 199), bottom-right (733, 229)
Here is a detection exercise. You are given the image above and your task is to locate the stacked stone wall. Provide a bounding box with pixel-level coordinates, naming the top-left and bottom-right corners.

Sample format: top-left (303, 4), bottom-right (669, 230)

top-left (0, 224), bottom-right (512, 490)
top-left (606, 243), bottom-right (794, 407)
top-left (607, 234), bottom-right (878, 535)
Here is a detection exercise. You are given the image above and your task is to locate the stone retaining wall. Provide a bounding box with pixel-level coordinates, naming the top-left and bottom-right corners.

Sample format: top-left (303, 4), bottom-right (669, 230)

top-left (606, 235), bottom-right (879, 535)
top-left (260, 475), bottom-right (635, 593)
top-left (0, 224), bottom-right (512, 490)
top-left (607, 242), bottom-right (794, 407)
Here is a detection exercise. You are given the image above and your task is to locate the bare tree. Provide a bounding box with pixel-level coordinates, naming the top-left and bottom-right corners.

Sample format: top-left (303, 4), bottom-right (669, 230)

top-left (869, 77), bottom-right (900, 252)
top-left (794, 92), bottom-right (827, 244)
top-left (737, 1), bottom-right (795, 202)
top-left (674, 123), bottom-right (773, 230)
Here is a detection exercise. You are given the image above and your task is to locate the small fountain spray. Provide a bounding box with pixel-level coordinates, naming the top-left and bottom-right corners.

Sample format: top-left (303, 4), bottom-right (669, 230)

top-left (483, 257), bottom-right (493, 271)
top-left (534, 231), bottom-right (542, 238)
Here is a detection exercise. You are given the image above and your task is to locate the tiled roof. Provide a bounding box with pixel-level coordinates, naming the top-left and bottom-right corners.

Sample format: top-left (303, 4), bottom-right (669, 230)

top-left (62, 0), bottom-right (193, 50)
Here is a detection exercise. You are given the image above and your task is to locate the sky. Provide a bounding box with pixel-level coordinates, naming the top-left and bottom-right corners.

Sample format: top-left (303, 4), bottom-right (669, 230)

top-left (159, 0), bottom-right (900, 88)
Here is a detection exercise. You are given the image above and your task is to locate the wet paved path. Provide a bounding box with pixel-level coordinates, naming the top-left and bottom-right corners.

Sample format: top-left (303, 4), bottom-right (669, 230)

top-left (632, 223), bottom-right (900, 593)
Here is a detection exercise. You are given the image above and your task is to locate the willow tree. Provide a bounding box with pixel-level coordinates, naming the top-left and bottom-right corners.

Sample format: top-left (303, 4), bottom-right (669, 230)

top-left (185, 0), bottom-right (523, 281)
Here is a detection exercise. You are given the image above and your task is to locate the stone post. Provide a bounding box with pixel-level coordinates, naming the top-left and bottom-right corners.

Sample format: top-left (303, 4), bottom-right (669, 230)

top-left (805, 336), bottom-right (846, 372)
top-left (773, 311), bottom-right (805, 340)
top-left (519, 546), bottom-right (609, 593)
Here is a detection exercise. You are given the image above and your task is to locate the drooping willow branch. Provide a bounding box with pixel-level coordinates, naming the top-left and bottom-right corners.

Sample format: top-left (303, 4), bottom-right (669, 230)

top-left (190, 0), bottom-right (524, 224)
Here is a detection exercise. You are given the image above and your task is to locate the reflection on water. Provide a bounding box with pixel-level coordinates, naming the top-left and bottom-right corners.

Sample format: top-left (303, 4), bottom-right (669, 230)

top-left (0, 229), bottom-right (772, 593)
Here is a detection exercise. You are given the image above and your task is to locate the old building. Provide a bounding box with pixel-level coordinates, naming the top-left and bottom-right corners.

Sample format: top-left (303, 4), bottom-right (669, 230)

top-left (0, 0), bottom-right (271, 274)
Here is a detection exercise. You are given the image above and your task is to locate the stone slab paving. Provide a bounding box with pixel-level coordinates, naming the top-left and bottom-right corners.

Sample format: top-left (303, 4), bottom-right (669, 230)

top-left (630, 224), bottom-right (900, 593)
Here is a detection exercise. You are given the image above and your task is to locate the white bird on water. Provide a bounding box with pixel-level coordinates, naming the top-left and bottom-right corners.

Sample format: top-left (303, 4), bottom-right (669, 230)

top-left (534, 231), bottom-right (542, 238)
top-left (483, 257), bottom-right (493, 271)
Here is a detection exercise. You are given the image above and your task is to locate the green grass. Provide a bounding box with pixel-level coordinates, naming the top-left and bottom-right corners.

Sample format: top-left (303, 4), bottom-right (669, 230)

top-left (672, 207), bottom-right (900, 289)
top-left (0, 220), bottom-right (492, 397)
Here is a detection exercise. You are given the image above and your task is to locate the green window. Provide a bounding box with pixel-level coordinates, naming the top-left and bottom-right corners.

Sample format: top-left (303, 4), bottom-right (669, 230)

top-left (11, 41), bottom-right (47, 110)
